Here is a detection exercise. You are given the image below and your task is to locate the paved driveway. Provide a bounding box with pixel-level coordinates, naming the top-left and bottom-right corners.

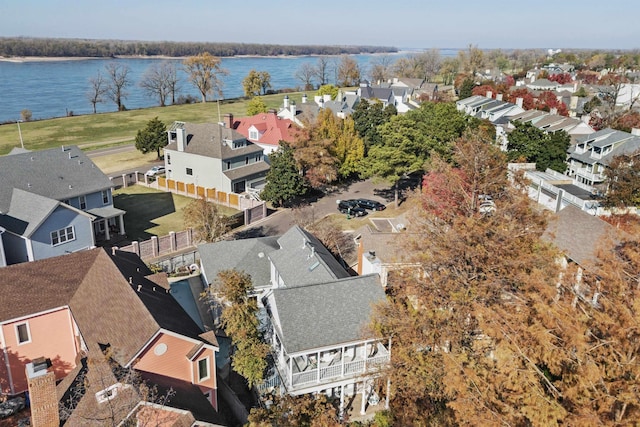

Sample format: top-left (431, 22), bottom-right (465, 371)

top-left (234, 178), bottom-right (401, 238)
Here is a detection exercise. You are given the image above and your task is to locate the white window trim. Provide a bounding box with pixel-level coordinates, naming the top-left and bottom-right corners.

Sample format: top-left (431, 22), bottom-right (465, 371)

top-left (197, 356), bottom-right (210, 382)
top-left (16, 322), bottom-right (31, 345)
top-left (79, 195), bottom-right (87, 210)
top-left (102, 190), bottom-right (109, 205)
top-left (51, 226), bottom-right (76, 246)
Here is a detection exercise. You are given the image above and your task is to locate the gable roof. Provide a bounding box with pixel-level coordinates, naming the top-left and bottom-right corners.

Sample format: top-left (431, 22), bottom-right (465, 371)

top-left (268, 225), bottom-right (350, 287)
top-left (0, 188), bottom-right (94, 237)
top-left (543, 205), bottom-right (626, 268)
top-left (268, 274), bottom-right (385, 354)
top-left (198, 236), bottom-right (280, 289)
top-left (234, 111), bottom-right (298, 146)
top-left (0, 145), bottom-right (113, 213)
top-left (164, 122), bottom-right (263, 160)
top-left (0, 248), bottom-right (215, 366)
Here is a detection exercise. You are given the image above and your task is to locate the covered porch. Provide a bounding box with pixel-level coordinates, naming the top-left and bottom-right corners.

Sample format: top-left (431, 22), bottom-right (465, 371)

top-left (88, 206), bottom-right (126, 245)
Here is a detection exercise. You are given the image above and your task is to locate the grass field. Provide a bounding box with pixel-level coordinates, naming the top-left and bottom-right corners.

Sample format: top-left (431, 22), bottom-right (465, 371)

top-left (113, 185), bottom-right (239, 242)
top-left (0, 92), bottom-right (307, 155)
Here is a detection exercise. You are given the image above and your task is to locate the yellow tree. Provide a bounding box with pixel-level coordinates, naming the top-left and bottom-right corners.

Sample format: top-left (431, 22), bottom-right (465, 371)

top-left (183, 52), bottom-right (228, 103)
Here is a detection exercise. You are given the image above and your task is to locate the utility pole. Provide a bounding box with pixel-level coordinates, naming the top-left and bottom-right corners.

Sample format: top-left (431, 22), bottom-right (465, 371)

top-left (17, 120), bottom-right (24, 149)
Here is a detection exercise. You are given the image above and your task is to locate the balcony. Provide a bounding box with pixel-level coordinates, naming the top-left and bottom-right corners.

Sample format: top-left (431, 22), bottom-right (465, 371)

top-left (572, 167), bottom-right (604, 184)
top-left (259, 340), bottom-right (391, 395)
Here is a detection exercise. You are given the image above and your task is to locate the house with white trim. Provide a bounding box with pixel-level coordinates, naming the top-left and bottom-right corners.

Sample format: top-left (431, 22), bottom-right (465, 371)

top-left (0, 146), bottom-right (126, 266)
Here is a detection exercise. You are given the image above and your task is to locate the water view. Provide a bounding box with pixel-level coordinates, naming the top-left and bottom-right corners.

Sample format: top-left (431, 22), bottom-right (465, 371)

top-left (0, 50), bottom-right (458, 123)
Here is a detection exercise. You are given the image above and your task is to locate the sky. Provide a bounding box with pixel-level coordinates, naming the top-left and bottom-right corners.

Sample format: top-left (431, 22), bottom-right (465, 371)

top-left (1, 0), bottom-right (638, 50)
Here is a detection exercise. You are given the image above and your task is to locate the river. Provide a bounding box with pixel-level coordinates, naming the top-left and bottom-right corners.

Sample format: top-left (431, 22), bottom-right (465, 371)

top-left (0, 50), bottom-right (458, 123)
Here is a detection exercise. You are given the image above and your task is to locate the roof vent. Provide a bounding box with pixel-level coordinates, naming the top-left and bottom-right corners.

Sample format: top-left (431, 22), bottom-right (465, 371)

top-left (129, 276), bottom-right (133, 284)
top-left (27, 183), bottom-right (32, 188)
top-left (68, 184), bottom-right (73, 189)
top-left (137, 284), bottom-right (142, 292)
top-left (258, 252), bottom-right (264, 258)
top-left (61, 145), bottom-right (65, 151)
top-left (112, 247), bottom-right (116, 256)
top-left (153, 287), bottom-right (156, 292)
top-left (68, 152), bottom-right (72, 159)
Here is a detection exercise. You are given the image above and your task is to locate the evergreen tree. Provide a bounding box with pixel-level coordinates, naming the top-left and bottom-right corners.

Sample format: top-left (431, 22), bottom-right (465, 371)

top-left (507, 122), bottom-right (570, 172)
top-left (134, 117), bottom-right (167, 159)
top-left (261, 143), bottom-right (308, 207)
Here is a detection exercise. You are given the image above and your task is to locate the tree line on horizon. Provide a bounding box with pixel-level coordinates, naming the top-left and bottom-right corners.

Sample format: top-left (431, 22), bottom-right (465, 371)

top-left (0, 37), bottom-right (397, 58)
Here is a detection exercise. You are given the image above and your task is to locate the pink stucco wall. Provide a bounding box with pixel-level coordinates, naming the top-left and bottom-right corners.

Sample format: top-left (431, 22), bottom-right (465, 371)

top-left (1, 308), bottom-right (79, 394)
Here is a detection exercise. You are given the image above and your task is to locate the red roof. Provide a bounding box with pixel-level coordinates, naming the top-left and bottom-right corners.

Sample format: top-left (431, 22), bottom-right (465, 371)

top-left (234, 111), bottom-right (299, 147)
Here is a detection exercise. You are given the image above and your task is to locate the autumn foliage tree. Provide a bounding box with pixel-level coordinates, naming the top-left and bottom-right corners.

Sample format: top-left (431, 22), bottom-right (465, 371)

top-left (204, 269), bottom-right (270, 388)
top-left (373, 133), bottom-right (640, 425)
top-left (183, 52), bottom-right (228, 102)
top-left (247, 393), bottom-right (340, 427)
top-left (182, 197), bottom-right (229, 243)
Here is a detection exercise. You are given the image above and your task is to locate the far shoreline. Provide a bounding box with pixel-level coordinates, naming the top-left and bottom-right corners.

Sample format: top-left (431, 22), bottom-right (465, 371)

top-left (0, 50), bottom-right (413, 63)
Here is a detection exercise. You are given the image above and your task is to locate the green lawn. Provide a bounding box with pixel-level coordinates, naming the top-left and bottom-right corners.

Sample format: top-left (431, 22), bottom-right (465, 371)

top-left (113, 185), bottom-right (239, 242)
top-left (0, 92), bottom-right (307, 155)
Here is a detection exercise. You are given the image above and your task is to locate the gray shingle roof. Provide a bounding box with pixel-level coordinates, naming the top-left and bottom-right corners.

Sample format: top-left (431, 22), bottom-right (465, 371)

top-left (164, 122), bottom-right (263, 160)
top-left (198, 237), bottom-right (280, 289)
top-left (0, 189), bottom-right (58, 236)
top-left (543, 205), bottom-right (625, 268)
top-left (0, 145), bottom-right (113, 213)
top-left (222, 160), bottom-right (270, 181)
top-left (270, 274), bottom-right (385, 353)
top-left (268, 225), bottom-right (350, 287)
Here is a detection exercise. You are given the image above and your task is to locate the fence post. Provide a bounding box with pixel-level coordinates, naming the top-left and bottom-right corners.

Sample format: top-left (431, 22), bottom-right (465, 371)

top-left (121, 174), bottom-right (128, 188)
top-left (169, 231), bottom-right (176, 252)
top-left (132, 241), bottom-right (140, 257)
top-left (262, 202), bottom-right (267, 219)
top-left (151, 236), bottom-right (159, 258)
top-left (244, 209), bottom-right (250, 225)
top-left (187, 228), bottom-right (193, 247)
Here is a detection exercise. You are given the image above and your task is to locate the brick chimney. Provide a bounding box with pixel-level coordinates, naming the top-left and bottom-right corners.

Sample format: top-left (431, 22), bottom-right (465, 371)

top-left (26, 358), bottom-right (59, 427)
top-left (224, 113), bottom-right (234, 128)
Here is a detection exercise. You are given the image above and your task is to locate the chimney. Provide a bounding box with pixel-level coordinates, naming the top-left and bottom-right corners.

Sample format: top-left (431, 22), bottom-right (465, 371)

top-left (302, 93), bottom-right (308, 104)
top-left (290, 101), bottom-right (296, 113)
top-left (515, 97), bottom-right (523, 108)
top-left (176, 126), bottom-right (186, 152)
top-left (283, 95), bottom-right (289, 108)
top-left (224, 113), bottom-right (234, 128)
top-left (26, 358), bottom-right (59, 427)
top-left (486, 91), bottom-right (493, 99)
top-left (550, 107), bottom-right (558, 116)
top-left (631, 128), bottom-right (640, 136)
top-left (496, 93), bottom-right (503, 101)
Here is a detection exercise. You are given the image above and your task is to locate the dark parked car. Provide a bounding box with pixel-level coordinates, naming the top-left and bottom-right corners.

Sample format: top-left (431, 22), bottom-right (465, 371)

top-left (337, 200), bottom-right (367, 216)
top-left (355, 198), bottom-right (386, 211)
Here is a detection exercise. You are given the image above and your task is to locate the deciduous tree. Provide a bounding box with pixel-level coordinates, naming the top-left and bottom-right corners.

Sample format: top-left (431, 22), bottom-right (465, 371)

top-left (248, 393), bottom-right (340, 427)
top-left (105, 62), bottom-right (132, 111)
top-left (603, 149), bottom-right (640, 208)
top-left (336, 55), bottom-right (361, 87)
top-left (87, 70), bottom-right (107, 114)
top-left (182, 197), bottom-right (229, 243)
top-left (183, 52), bottom-right (228, 103)
top-left (242, 69), bottom-right (271, 97)
top-left (352, 98), bottom-right (396, 147)
top-left (204, 269), bottom-right (269, 388)
top-left (294, 62), bottom-right (316, 91)
top-left (134, 117), bottom-right (167, 159)
top-left (139, 61), bottom-right (178, 107)
top-left (313, 56), bottom-right (332, 86)
top-left (246, 96), bottom-right (268, 115)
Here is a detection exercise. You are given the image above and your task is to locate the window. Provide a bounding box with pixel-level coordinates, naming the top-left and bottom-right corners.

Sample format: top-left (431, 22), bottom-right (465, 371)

top-left (51, 226), bottom-right (75, 246)
top-left (16, 323), bottom-right (30, 345)
top-left (186, 167), bottom-right (193, 176)
top-left (167, 153), bottom-right (171, 165)
top-left (245, 156), bottom-right (249, 165)
top-left (62, 199), bottom-right (70, 205)
top-left (232, 140), bottom-right (245, 149)
top-left (249, 130), bottom-right (259, 140)
top-left (79, 195), bottom-right (86, 210)
top-left (226, 161), bottom-right (231, 170)
top-left (255, 154), bottom-right (262, 162)
top-left (102, 190), bottom-right (109, 205)
top-left (198, 357), bottom-right (209, 381)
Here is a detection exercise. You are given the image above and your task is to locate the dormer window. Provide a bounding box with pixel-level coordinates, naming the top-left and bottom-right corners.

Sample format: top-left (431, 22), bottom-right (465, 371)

top-left (232, 140), bottom-right (246, 149)
top-left (249, 130), bottom-right (259, 140)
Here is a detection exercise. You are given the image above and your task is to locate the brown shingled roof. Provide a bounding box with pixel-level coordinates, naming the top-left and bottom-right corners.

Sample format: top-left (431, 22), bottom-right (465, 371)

top-left (0, 249), bottom-right (101, 322)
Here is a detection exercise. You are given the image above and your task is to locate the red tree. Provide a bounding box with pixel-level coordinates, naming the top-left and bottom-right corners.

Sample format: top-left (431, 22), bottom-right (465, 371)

top-left (507, 88), bottom-right (535, 110)
top-left (536, 91), bottom-right (569, 116)
top-left (548, 73), bottom-right (573, 84)
top-left (472, 84), bottom-right (497, 98)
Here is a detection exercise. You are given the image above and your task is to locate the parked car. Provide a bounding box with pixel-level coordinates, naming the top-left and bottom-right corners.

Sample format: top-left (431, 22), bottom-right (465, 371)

top-left (355, 198), bottom-right (386, 211)
top-left (337, 200), bottom-right (367, 216)
top-left (145, 166), bottom-right (166, 177)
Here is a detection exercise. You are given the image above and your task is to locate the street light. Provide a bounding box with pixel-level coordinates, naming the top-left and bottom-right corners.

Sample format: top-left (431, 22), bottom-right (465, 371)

top-left (16, 120), bottom-right (24, 149)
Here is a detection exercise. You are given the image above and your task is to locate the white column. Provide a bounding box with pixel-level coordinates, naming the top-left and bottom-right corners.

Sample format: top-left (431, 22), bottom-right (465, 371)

top-left (119, 215), bottom-right (125, 235)
top-left (289, 357), bottom-right (293, 387)
top-left (360, 382), bottom-right (367, 415)
top-left (341, 346), bottom-right (345, 377)
top-left (316, 351), bottom-right (320, 383)
top-left (104, 219), bottom-right (110, 241)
